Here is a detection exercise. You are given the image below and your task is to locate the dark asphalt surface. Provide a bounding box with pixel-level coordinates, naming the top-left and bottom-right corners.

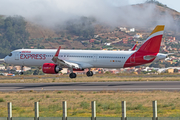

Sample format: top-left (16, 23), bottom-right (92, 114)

top-left (0, 81), bottom-right (180, 91)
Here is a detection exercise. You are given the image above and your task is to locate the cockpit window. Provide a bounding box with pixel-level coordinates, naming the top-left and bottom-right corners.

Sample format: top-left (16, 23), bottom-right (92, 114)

top-left (9, 53), bottom-right (12, 57)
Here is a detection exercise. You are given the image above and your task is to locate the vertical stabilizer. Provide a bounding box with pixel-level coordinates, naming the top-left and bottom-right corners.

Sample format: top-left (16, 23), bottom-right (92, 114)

top-left (137, 25), bottom-right (165, 53)
top-left (124, 25), bottom-right (165, 68)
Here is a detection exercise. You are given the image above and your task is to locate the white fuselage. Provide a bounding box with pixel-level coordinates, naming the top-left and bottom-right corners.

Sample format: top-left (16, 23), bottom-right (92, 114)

top-left (4, 49), bottom-right (167, 69)
top-left (5, 49), bottom-right (135, 68)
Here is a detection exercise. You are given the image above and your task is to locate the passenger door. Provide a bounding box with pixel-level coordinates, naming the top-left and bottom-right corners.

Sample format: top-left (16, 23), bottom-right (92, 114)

top-left (93, 54), bottom-right (97, 62)
top-left (15, 52), bottom-right (19, 60)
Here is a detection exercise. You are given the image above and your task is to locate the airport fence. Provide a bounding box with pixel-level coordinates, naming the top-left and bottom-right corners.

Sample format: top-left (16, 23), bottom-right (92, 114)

top-left (2, 101), bottom-right (180, 120)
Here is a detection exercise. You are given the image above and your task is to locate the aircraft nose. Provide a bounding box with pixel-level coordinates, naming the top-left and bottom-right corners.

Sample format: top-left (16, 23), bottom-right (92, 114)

top-left (4, 56), bottom-right (8, 63)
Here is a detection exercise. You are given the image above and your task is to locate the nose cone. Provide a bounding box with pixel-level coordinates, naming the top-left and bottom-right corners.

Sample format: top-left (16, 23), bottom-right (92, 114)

top-left (4, 56), bottom-right (8, 63)
top-left (0, 59), bottom-right (4, 64)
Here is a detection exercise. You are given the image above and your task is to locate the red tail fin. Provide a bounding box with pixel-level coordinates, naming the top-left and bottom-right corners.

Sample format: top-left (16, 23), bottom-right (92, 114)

top-left (124, 25), bottom-right (165, 68)
top-left (137, 25), bottom-right (165, 53)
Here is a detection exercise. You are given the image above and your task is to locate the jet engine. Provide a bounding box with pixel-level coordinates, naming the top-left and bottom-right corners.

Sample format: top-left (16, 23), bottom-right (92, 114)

top-left (42, 63), bottom-right (62, 74)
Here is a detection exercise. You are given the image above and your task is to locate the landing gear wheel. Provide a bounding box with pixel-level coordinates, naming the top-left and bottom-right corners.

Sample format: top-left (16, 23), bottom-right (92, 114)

top-left (69, 73), bottom-right (77, 79)
top-left (20, 66), bottom-right (24, 75)
top-left (90, 71), bottom-right (93, 76)
top-left (86, 71), bottom-right (93, 77)
top-left (20, 72), bottom-right (24, 75)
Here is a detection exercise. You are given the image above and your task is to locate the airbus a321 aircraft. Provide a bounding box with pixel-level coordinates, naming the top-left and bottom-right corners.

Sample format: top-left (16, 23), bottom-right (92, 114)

top-left (4, 25), bottom-right (168, 78)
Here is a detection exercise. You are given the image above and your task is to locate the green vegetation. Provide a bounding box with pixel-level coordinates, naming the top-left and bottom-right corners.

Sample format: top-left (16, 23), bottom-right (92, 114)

top-left (0, 91), bottom-right (180, 117)
top-left (0, 98), bottom-right (4, 102)
top-left (80, 101), bottom-right (90, 109)
top-left (146, 0), bottom-right (167, 8)
top-left (46, 95), bottom-right (50, 98)
top-left (0, 15), bottom-right (30, 58)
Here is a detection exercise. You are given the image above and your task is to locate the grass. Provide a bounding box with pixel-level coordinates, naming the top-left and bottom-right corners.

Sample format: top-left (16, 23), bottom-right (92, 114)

top-left (80, 101), bottom-right (90, 109)
top-left (0, 90), bottom-right (180, 117)
top-left (0, 74), bottom-right (179, 117)
top-left (0, 73), bottom-right (180, 83)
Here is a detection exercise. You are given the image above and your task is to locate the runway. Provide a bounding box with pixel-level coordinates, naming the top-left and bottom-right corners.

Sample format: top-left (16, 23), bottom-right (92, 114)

top-left (0, 81), bottom-right (180, 91)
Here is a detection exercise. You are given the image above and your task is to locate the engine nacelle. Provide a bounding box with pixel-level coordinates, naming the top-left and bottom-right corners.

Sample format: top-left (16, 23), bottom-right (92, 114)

top-left (42, 63), bottom-right (62, 74)
top-left (73, 68), bottom-right (84, 71)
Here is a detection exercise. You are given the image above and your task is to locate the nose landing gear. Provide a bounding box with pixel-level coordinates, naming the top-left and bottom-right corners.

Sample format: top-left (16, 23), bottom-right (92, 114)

top-left (20, 66), bottom-right (24, 75)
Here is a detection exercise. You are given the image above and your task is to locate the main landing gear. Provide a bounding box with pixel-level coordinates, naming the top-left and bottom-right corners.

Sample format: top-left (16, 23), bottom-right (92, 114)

top-left (69, 68), bottom-right (77, 79)
top-left (69, 73), bottom-right (77, 79)
top-left (86, 71), bottom-right (93, 77)
top-left (69, 68), bottom-right (93, 78)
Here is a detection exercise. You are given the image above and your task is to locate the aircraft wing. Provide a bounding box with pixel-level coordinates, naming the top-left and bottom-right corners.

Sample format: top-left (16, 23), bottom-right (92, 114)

top-left (52, 46), bottom-right (93, 69)
top-left (64, 60), bottom-right (93, 69)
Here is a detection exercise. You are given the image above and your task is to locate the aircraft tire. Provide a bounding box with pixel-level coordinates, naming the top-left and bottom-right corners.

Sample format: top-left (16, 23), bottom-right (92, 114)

top-left (20, 72), bottom-right (24, 75)
top-left (86, 71), bottom-right (93, 77)
top-left (69, 73), bottom-right (76, 78)
top-left (90, 71), bottom-right (93, 76)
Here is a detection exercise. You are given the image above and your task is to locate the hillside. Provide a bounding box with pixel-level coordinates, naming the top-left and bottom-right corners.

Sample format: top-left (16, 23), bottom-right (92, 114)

top-left (25, 2), bottom-right (180, 49)
top-left (0, 1), bottom-right (180, 58)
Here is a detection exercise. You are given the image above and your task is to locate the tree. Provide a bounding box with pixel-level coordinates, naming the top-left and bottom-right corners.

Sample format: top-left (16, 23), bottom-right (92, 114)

top-left (67, 35), bottom-right (71, 40)
top-left (33, 70), bottom-right (39, 75)
top-left (0, 15), bottom-right (30, 58)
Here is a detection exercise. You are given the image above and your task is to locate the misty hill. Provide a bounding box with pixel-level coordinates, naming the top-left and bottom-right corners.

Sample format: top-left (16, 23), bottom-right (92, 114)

top-left (0, 1), bottom-right (180, 59)
top-left (25, 2), bottom-right (180, 46)
top-left (142, 1), bottom-right (180, 18)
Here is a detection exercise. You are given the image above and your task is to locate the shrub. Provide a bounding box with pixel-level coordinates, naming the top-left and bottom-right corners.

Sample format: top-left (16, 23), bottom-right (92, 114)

top-left (97, 102), bottom-right (102, 107)
top-left (163, 104), bottom-right (169, 108)
top-left (30, 97), bottom-right (34, 100)
top-left (127, 104), bottom-right (146, 110)
top-left (80, 101), bottom-right (89, 109)
top-left (12, 106), bottom-right (20, 111)
top-left (57, 91), bottom-right (62, 94)
top-left (5, 95), bottom-right (10, 98)
top-left (48, 104), bottom-right (62, 111)
top-left (0, 98), bottom-right (4, 102)
top-left (135, 104), bottom-right (143, 110)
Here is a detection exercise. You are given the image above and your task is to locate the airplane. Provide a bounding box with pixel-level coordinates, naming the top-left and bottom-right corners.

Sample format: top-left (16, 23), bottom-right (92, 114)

top-left (4, 25), bottom-right (168, 78)
top-left (130, 41), bottom-right (138, 51)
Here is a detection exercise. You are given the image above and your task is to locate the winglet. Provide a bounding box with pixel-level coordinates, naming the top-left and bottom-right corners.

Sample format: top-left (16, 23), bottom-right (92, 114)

top-left (131, 41), bottom-right (138, 51)
top-left (55, 46), bottom-right (61, 57)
